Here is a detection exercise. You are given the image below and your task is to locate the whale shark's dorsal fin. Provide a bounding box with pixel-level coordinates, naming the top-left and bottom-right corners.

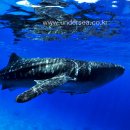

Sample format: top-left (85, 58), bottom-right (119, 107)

top-left (8, 53), bottom-right (21, 65)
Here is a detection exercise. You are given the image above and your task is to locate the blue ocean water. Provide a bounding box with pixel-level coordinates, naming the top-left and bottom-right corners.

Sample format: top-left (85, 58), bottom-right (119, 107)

top-left (0, 0), bottom-right (130, 130)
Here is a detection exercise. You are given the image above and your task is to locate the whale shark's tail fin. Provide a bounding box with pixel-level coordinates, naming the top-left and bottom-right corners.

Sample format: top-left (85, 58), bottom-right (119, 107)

top-left (8, 53), bottom-right (22, 65)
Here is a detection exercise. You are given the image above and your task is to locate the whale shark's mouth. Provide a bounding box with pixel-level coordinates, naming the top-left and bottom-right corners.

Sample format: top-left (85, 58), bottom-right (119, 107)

top-left (89, 63), bottom-right (125, 85)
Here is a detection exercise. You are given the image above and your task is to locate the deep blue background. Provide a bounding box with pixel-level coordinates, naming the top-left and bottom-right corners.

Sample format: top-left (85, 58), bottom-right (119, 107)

top-left (0, 0), bottom-right (130, 130)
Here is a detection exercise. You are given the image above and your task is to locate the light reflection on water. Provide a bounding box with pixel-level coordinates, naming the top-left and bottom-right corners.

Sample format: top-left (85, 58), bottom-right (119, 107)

top-left (0, 1), bottom-right (130, 130)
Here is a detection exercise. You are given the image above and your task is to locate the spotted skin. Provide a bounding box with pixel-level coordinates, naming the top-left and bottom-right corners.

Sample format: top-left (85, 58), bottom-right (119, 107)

top-left (16, 74), bottom-right (73, 103)
top-left (0, 53), bottom-right (125, 103)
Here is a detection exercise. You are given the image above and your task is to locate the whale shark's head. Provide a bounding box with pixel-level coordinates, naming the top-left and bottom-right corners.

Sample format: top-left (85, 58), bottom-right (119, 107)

top-left (86, 62), bottom-right (125, 85)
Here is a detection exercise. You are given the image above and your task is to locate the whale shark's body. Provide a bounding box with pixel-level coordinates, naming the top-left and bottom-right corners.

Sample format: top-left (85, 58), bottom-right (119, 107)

top-left (0, 53), bottom-right (125, 103)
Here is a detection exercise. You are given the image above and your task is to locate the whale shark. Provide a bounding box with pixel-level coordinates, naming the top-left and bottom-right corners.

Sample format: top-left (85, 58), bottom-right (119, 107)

top-left (0, 53), bottom-right (125, 103)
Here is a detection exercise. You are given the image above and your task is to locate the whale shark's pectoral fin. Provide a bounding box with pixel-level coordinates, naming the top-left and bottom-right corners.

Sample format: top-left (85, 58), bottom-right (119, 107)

top-left (16, 74), bottom-right (73, 103)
